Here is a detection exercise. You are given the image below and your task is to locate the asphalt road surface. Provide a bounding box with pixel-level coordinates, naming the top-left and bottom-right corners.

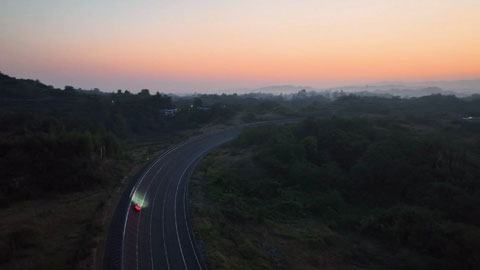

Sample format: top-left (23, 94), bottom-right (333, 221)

top-left (104, 120), bottom-right (299, 270)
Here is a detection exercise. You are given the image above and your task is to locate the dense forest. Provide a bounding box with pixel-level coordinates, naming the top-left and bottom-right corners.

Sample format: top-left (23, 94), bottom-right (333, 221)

top-left (2, 71), bottom-right (480, 204)
top-left (193, 117), bottom-right (480, 269)
top-left (2, 72), bottom-right (480, 269)
top-left (0, 73), bottom-right (245, 203)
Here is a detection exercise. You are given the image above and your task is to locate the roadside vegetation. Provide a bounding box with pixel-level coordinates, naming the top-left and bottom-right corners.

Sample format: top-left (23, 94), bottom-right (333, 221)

top-left (191, 117), bottom-right (480, 269)
top-left (0, 73), bottom-right (296, 269)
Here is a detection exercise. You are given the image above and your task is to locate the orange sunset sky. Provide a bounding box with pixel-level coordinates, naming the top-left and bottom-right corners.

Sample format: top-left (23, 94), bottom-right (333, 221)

top-left (1, 0), bottom-right (479, 92)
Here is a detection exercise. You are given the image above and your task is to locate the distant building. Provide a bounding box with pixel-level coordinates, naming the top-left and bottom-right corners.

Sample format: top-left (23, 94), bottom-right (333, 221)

top-left (461, 116), bottom-right (480, 121)
top-left (162, 108), bottom-right (178, 116)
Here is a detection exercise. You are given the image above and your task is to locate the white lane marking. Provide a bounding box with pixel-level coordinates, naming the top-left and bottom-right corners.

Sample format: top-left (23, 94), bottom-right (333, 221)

top-left (136, 165), bottom-right (165, 270)
top-left (162, 177), bottom-right (176, 270)
top-left (122, 135), bottom-right (202, 270)
top-left (122, 127), bottom-right (239, 270)
top-left (174, 138), bottom-right (233, 270)
top-left (182, 136), bottom-right (236, 270)
top-left (122, 153), bottom-right (169, 270)
top-left (183, 154), bottom-right (205, 269)
top-left (174, 157), bottom-right (200, 269)
top-left (150, 181), bottom-right (163, 270)
top-left (150, 165), bottom-right (174, 270)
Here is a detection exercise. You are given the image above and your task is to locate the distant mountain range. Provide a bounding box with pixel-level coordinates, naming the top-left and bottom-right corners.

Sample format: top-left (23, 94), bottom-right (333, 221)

top-left (376, 79), bottom-right (480, 92)
top-left (373, 87), bottom-right (455, 97)
top-left (254, 85), bottom-right (318, 93)
top-left (248, 79), bottom-right (480, 97)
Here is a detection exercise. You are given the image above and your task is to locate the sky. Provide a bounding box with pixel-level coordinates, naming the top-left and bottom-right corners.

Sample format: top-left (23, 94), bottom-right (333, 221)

top-left (1, 0), bottom-right (479, 93)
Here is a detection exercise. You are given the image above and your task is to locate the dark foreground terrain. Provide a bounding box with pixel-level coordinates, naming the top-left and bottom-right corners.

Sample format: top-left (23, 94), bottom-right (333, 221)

top-left (191, 118), bottom-right (480, 269)
top-left (1, 72), bottom-right (480, 269)
top-left (0, 73), bottom-right (295, 269)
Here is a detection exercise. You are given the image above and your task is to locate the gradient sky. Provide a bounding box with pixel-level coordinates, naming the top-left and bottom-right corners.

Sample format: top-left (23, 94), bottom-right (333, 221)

top-left (1, 0), bottom-right (479, 93)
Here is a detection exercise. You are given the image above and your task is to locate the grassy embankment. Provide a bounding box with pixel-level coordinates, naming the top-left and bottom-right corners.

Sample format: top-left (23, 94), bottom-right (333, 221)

top-left (0, 132), bottom-right (195, 270)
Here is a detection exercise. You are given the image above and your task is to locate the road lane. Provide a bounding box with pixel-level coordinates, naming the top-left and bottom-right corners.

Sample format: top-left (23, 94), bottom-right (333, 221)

top-left (104, 127), bottom-right (240, 270)
top-left (104, 119), bottom-right (300, 270)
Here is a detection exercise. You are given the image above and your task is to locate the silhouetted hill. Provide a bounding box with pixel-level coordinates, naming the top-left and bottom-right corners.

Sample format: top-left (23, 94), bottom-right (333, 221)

top-left (0, 73), bottom-right (61, 98)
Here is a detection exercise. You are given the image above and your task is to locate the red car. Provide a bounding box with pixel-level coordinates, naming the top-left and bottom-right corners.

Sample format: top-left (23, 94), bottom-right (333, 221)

top-left (134, 204), bottom-right (141, 212)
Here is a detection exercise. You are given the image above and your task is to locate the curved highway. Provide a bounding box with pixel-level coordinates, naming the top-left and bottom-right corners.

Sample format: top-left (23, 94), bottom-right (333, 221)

top-left (104, 120), bottom-right (299, 270)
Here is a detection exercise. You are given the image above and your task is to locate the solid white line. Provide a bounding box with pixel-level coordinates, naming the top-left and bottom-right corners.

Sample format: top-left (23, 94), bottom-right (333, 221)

top-left (162, 178), bottom-right (175, 270)
top-left (150, 164), bottom-right (174, 270)
top-left (131, 136), bottom-right (212, 269)
top-left (122, 127), bottom-right (240, 270)
top-left (174, 164), bottom-right (191, 268)
top-left (121, 122), bottom-right (294, 269)
top-left (182, 136), bottom-right (236, 270)
top-left (136, 165), bottom-right (165, 270)
top-left (174, 142), bottom-right (224, 270)
top-left (122, 152), bottom-right (169, 270)
top-left (182, 155), bottom-right (205, 269)
top-left (122, 136), bottom-right (199, 270)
